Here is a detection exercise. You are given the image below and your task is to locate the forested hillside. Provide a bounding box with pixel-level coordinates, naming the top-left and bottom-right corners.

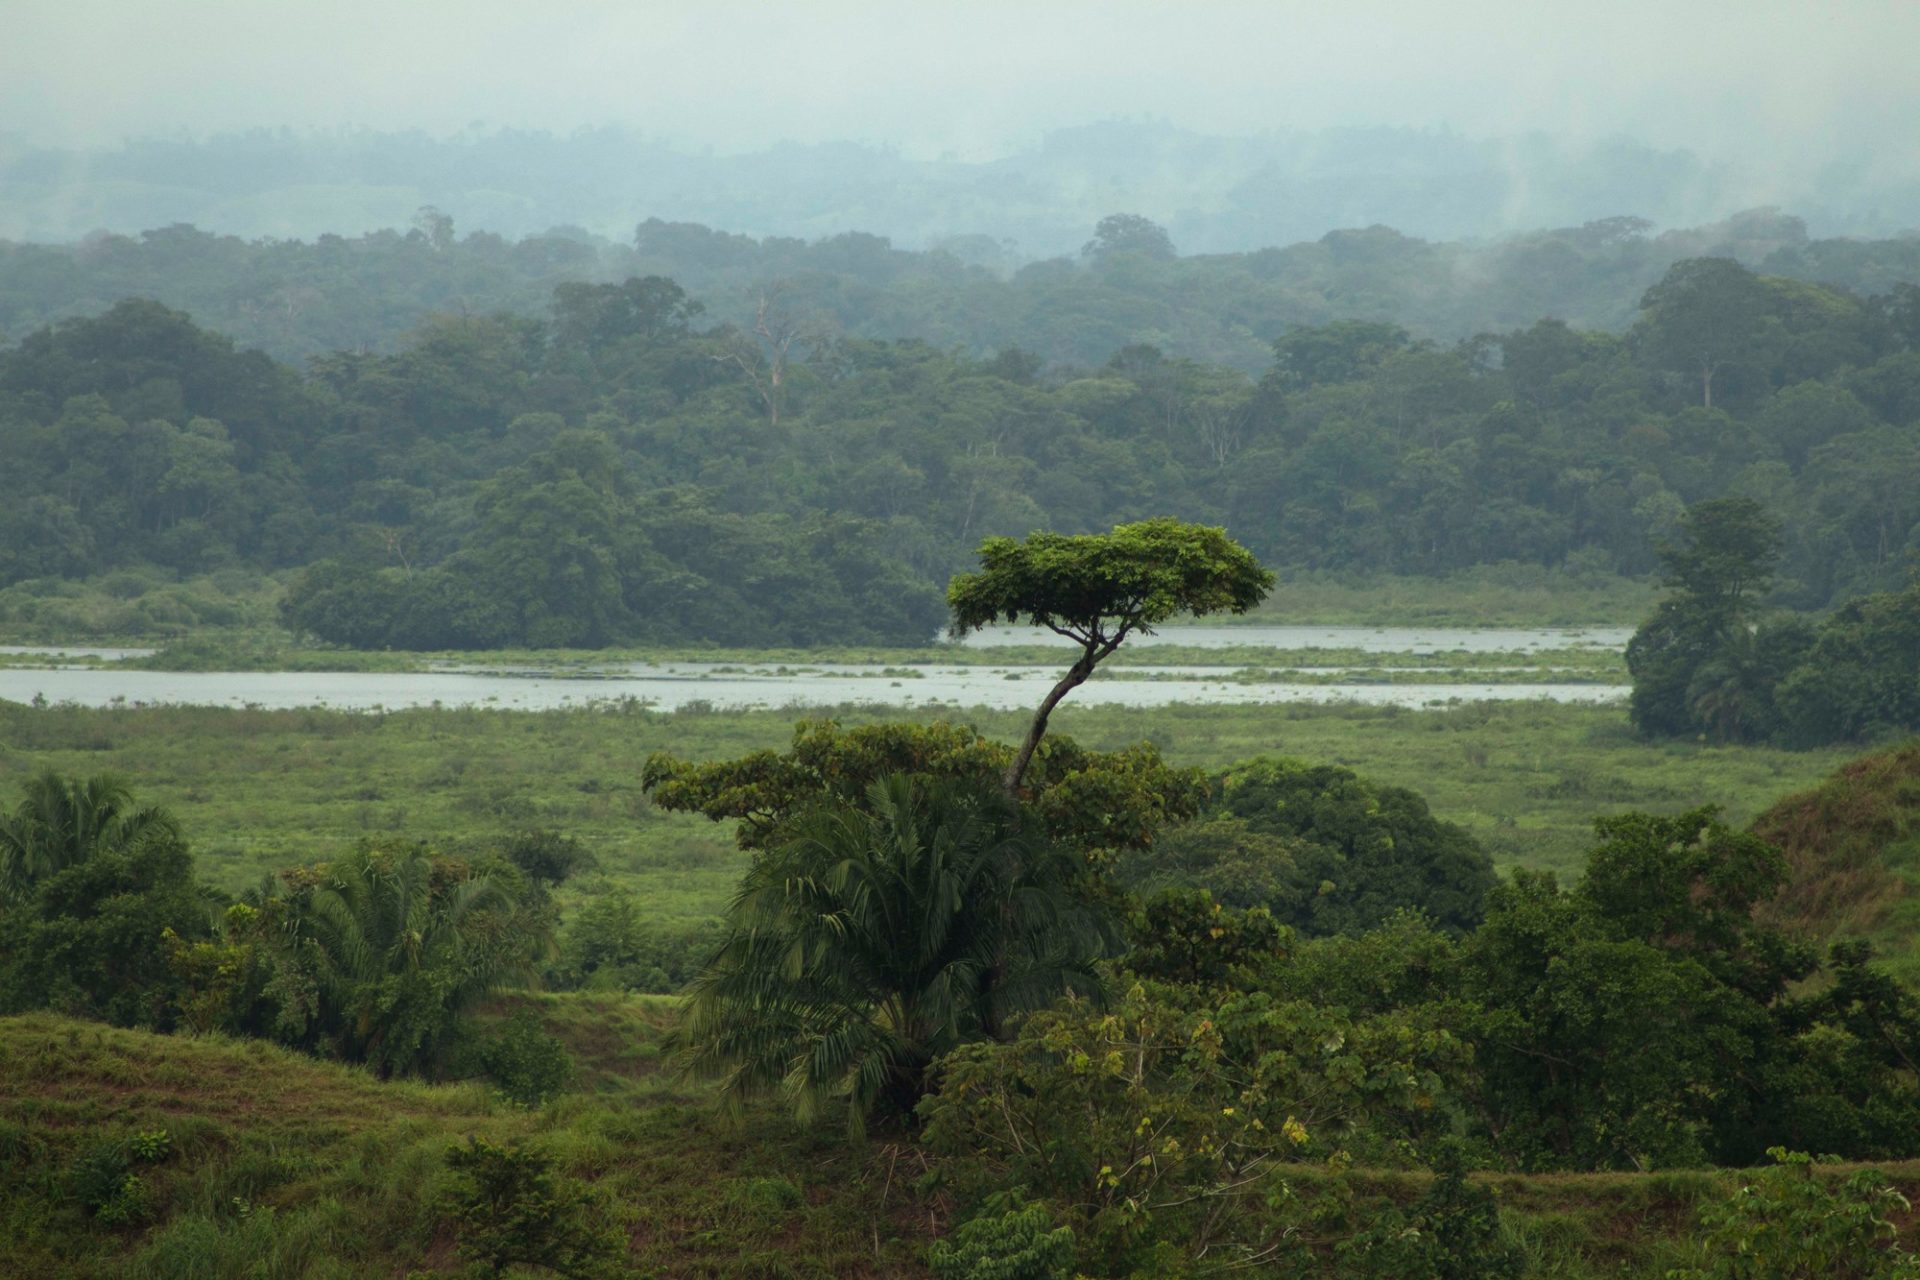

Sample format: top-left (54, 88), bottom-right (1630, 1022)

top-left (2, 245), bottom-right (1917, 648)
top-left (6, 206), bottom-right (1920, 369)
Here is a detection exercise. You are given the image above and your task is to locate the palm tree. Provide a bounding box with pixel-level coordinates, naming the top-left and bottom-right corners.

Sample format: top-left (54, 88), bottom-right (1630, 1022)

top-left (0, 771), bottom-right (180, 903)
top-left (678, 774), bottom-right (1116, 1134)
top-left (1686, 625), bottom-right (1775, 742)
top-left (271, 842), bottom-right (547, 1077)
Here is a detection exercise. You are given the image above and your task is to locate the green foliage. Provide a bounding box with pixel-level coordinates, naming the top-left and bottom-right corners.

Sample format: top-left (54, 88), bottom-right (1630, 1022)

top-left (129, 1129), bottom-right (173, 1162)
top-left (478, 1010), bottom-right (573, 1107)
top-left (928, 1203), bottom-right (1076, 1280)
top-left (947, 517), bottom-right (1271, 792)
top-left (260, 840), bottom-right (551, 1077)
top-left (441, 1135), bottom-right (620, 1278)
top-left (1461, 810), bottom-right (1838, 1170)
top-left (549, 891), bottom-right (725, 993)
top-left (1773, 578), bottom-right (1920, 746)
top-left (644, 717), bottom-right (1208, 868)
top-left (921, 981), bottom-right (1463, 1269)
top-left (0, 770), bottom-right (181, 903)
top-left (1, 1005), bottom-right (947, 1277)
top-left (494, 829), bottom-right (596, 890)
top-left (1578, 809), bottom-right (1811, 997)
top-left (1628, 490), bottom-right (1920, 748)
top-left (1339, 1149), bottom-right (1522, 1280)
top-left (68, 1131), bottom-right (171, 1227)
top-left (725, 1175), bottom-right (803, 1218)
top-left (1125, 889), bottom-right (1288, 987)
top-left (1655, 498), bottom-right (1784, 608)
top-left (1670, 1149), bottom-right (1920, 1280)
top-left (679, 775), bottom-right (1117, 1133)
top-left (0, 775), bottom-right (207, 1027)
top-left (947, 518), bottom-right (1273, 642)
top-left (163, 904), bottom-right (264, 1035)
top-left (1201, 756), bottom-right (1497, 934)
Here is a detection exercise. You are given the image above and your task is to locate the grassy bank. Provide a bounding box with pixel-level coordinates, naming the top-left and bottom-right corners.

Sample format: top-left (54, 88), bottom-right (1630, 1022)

top-left (1241, 565), bottom-right (1658, 627)
top-left (0, 565), bottom-right (1655, 651)
top-left (0, 699), bottom-right (1849, 904)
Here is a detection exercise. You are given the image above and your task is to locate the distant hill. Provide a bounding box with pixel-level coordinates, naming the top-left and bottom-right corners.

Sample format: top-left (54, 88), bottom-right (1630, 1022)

top-left (3, 121), bottom-right (1916, 252)
top-left (6, 203), bottom-right (1918, 372)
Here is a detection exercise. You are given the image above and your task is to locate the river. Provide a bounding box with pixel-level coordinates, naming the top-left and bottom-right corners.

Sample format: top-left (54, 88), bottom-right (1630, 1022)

top-left (0, 627), bottom-right (1630, 713)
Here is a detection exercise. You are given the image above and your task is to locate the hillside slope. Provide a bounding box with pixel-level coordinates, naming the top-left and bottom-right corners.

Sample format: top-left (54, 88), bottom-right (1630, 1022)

top-left (9, 1001), bottom-right (1920, 1278)
top-left (0, 1003), bottom-right (934, 1278)
top-left (1752, 742), bottom-right (1920, 967)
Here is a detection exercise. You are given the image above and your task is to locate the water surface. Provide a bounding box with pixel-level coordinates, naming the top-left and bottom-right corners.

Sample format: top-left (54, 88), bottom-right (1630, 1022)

top-left (0, 664), bottom-right (1626, 714)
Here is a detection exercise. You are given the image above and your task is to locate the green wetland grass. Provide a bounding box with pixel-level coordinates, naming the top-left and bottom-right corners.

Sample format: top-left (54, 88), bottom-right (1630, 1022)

top-left (0, 697), bottom-right (1851, 905)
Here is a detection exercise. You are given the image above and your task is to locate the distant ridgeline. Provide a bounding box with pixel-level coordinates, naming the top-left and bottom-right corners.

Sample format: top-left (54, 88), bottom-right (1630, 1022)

top-left (4, 206), bottom-right (1919, 371)
top-left (6, 122), bottom-right (1919, 257)
top-left (0, 235), bottom-right (1916, 651)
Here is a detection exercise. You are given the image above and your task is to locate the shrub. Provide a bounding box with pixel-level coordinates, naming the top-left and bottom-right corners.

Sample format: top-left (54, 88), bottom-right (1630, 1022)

top-left (441, 1136), bottom-right (620, 1278)
top-left (1670, 1148), bottom-right (1920, 1280)
top-left (478, 1010), bottom-right (572, 1106)
top-left (928, 1203), bottom-right (1075, 1280)
top-left (1338, 1148), bottom-right (1521, 1280)
top-left (68, 1133), bottom-right (170, 1227)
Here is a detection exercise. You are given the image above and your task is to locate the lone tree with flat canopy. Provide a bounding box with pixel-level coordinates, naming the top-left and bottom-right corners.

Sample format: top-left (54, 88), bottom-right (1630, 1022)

top-left (947, 517), bottom-right (1273, 797)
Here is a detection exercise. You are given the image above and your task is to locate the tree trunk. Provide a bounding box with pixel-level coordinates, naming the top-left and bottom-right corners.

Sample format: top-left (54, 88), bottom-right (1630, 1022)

top-left (1001, 648), bottom-right (1095, 798)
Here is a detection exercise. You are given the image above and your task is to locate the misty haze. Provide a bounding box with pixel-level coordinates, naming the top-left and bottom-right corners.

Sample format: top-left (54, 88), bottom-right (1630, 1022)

top-left (3, 3), bottom-right (1920, 1277)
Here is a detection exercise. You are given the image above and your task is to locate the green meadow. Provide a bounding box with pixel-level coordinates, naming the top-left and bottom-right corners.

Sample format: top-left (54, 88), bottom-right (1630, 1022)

top-left (0, 697), bottom-right (1851, 912)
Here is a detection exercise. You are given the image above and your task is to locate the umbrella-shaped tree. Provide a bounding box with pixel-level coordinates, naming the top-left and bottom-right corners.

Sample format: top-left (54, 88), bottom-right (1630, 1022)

top-left (946, 518), bottom-right (1272, 796)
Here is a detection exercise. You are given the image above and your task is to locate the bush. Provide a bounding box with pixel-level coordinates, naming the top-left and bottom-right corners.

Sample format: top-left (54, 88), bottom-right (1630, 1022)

top-left (68, 1132), bottom-right (171, 1227)
top-left (1671, 1148), bottom-right (1920, 1280)
top-left (549, 892), bottom-right (725, 994)
top-left (1338, 1149), bottom-right (1521, 1280)
top-left (441, 1136), bottom-right (620, 1278)
top-left (928, 1203), bottom-right (1075, 1280)
top-left (478, 1010), bottom-right (572, 1106)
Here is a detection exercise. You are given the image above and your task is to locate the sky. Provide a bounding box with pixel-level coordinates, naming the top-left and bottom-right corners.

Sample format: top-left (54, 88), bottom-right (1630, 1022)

top-left (5, 0), bottom-right (1919, 170)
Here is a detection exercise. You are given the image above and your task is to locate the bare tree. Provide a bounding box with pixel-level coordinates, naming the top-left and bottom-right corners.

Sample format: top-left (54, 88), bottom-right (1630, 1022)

top-left (714, 282), bottom-right (831, 427)
top-left (1189, 394), bottom-right (1251, 469)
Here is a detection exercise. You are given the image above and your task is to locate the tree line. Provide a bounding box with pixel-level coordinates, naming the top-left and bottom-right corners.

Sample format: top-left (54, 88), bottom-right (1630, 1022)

top-left (1628, 497), bottom-right (1920, 746)
top-left (2, 246), bottom-right (1918, 647)
top-left (5, 206), bottom-right (1917, 371)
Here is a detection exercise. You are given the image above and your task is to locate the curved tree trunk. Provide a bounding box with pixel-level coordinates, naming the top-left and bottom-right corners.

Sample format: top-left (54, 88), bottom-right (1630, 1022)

top-left (1001, 647), bottom-right (1096, 798)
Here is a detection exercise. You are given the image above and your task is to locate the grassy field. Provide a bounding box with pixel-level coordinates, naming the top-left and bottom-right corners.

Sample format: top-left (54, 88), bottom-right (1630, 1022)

top-left (5, 1003), bottom-right (1918, 1279)
top-left (0, 698), bottom-right (1854, 911)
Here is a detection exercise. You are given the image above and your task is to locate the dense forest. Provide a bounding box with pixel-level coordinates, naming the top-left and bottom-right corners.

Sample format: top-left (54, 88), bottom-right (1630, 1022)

top-left (6, 206), bottom-right (1920, 369)
top-left (2, 235), bottom-right (1918, 648)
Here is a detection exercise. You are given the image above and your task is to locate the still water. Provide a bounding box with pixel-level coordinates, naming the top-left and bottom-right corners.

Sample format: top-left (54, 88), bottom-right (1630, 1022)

top-left (0, 655), bottom-right (1626, 714)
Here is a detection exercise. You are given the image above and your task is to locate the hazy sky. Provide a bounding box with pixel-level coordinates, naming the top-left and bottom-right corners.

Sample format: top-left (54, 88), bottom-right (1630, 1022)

top-left (6, 0), bottom-right (1919, 167)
